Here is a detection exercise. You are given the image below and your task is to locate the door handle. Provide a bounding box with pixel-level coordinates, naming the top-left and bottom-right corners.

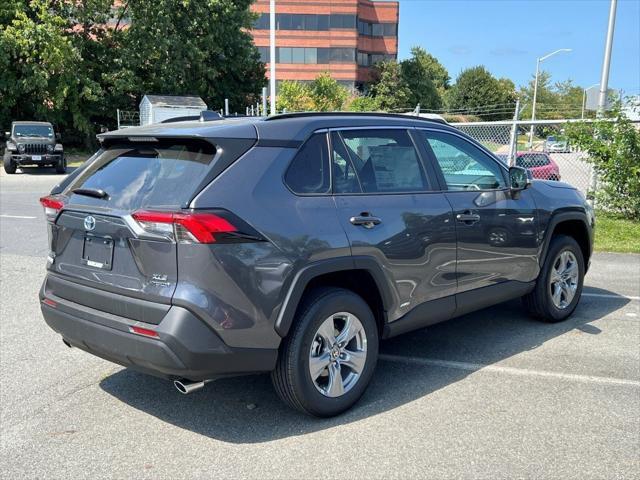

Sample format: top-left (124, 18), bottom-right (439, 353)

top-left (350, 215), bottom-right (382, 229)
top-left (456, 212), bottom-right (480, 224)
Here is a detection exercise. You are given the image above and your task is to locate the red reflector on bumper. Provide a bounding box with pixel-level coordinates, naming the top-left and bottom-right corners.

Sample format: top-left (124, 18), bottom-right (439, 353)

top-left (42, 298), bottom-right (57, 308)
top-left (129, 326), bottom-right (159, 338)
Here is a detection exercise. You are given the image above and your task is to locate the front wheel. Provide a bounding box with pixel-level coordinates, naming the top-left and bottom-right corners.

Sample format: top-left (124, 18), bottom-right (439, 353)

top-left (271, 288), bottom-right (379, 417)
top-left (55, 156), bottom-right (66, 174)
top-left (523, 234), bottom-right (585, 322)
top-left (3, 154), bottom-right (17, 174)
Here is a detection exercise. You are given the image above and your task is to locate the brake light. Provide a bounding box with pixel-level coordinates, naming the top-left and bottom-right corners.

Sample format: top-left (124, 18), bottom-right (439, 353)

top-left (131, 210), bottom-right (238, 244)
top-left (39, 196), bottom-right (64, 221)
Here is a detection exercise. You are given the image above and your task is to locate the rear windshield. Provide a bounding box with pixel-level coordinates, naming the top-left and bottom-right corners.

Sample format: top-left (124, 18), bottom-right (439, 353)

top-left (64, 140), bottom-right (216, 210)
top-left (517, 154), bottom-right (550, 168)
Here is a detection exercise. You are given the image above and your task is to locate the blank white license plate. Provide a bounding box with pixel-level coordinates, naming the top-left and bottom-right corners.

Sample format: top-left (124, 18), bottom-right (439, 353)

top-left (32, 155), bottom-right (42, 161)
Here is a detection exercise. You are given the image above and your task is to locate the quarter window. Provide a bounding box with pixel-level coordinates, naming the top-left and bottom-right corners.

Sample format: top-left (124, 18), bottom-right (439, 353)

top-left (285, 134), bottom-right (330, 194)
top-left (331, 130), bottom-right (427, 194)
top-left (423, 131), bottom-right (506, 191)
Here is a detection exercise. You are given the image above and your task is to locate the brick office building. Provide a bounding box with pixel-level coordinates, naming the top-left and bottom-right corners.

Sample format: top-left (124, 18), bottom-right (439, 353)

top-left (250, 0), bottom-right (399, 90)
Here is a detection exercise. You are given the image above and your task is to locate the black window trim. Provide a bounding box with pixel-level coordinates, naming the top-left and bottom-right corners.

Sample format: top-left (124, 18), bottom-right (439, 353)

top-left (415, 127), bottom-right (510, 193)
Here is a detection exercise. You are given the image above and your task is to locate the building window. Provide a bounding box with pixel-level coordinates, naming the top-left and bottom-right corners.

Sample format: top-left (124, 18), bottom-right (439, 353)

top-left (330, 14), bottom-right (356, 29)
top-left (273, 47), bottom-right (356, 64)
top-left (357, 51), bottom-right (397, 67)
top-left (253, 13), bottom-right (395, 36)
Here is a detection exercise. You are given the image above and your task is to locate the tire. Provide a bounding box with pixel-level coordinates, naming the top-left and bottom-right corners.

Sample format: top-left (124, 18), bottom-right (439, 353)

top-left (271, 287), bottom-right (379, 417)
top-left (55, 156), bottom-right (66, 174)
top-left (523, 234), bottom-right (584, 322)
top-left (3, 154), bottom-right (17, 174)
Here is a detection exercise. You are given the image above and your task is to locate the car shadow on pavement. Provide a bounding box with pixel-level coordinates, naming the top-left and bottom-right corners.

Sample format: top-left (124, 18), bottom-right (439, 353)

top-left (99, 291), bottom-right (629, 444)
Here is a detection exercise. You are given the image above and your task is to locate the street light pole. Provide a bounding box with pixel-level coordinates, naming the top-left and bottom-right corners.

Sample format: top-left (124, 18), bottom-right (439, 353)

top-left (598, 0), bottom-right (617, 116)
top-left (269, 0), bottom-right (276, 116)
top-left (528, 48), bottom-right (572, 147)
top-left (582, 83), bottom-right (599, 119)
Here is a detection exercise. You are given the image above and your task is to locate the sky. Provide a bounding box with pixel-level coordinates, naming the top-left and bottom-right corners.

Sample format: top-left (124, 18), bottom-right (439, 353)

top-left (396, 0), bottom-right (640, 96)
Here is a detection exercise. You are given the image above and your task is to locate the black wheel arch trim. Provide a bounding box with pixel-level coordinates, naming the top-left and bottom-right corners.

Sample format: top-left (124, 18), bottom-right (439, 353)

top-left (274, 256), bottom-right (395, 337)
top-left (539, 210), bottom-right (593, 268)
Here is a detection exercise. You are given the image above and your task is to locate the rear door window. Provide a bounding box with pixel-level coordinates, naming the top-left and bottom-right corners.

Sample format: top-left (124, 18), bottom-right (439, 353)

top-left (333, 129), bottom-right (428, 193)
top-left (64, 140), bottom-right (216, 210)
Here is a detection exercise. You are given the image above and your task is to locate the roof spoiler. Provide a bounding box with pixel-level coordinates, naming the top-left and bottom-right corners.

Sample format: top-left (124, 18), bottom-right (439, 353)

top-left (158, 111), bottom-right (223, 124)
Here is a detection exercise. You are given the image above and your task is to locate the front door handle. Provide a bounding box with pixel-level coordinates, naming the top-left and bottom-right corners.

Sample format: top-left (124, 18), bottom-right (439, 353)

top-left (456, 212), bottom-right (480, 224)
top-left (350, 215), bottom-right (382, 229)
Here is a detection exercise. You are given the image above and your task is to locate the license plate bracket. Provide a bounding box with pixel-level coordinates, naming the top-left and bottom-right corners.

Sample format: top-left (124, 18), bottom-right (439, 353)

top-left (82, 236), bottom-right (113, 270)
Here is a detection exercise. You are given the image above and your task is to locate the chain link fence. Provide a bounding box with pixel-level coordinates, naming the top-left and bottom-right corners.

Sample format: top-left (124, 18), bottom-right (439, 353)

top-left (451, 119), bottom-right (594, 195)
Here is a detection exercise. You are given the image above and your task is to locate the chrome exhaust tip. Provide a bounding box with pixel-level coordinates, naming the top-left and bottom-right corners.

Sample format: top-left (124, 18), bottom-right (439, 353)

top-left (173, 379), bottom-right (210, 395)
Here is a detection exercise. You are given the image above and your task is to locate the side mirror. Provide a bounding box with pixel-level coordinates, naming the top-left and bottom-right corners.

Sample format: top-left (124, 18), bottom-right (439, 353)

top-left (4, 131), bottom-right (9, 138)
top-left (509, 166), bottom-right (532, 191)
top-left (55, 133), bottom-right (61, 141)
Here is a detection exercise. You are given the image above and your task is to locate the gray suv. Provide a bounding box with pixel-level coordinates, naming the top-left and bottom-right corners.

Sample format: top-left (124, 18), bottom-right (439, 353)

top-left (4, 121), bottom-right (66, 174)
top-left (39, 113), bottom-right (594, 416)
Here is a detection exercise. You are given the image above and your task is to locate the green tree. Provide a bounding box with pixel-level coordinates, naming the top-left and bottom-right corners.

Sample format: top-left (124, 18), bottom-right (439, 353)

top-left (400, 46), bottom-right (447, 109)
top-left (0, 1), bottom-right (99, 139)
top-left (446, 66), bottom-right (516, 120)
top-left (0, 0), bottom-right (266, 145)
top-left (369, 60), bottom-right (411, 111)
top-left (346, 95), bottom-right (381, 112)
top-left (308, 73), bottom-right (349, 111)
top-left (277, 81), bottom-right (313, 112)
top-left (565, 106), bottom-right (640, 219)
top-left (118, 0), bottom-right (265, 114)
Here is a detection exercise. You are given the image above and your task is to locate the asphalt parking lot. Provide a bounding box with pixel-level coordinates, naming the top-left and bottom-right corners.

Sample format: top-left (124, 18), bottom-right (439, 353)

top-left (1, 168), bottom-right (639, 479)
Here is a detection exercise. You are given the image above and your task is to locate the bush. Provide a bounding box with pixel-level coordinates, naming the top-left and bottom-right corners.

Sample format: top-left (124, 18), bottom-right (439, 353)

top-left (565, 107), bottom-right (640, 219)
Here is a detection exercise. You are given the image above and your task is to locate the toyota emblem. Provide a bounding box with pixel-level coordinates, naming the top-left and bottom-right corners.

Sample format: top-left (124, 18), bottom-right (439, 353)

top-left (84, 215), bottom-right (96, 231)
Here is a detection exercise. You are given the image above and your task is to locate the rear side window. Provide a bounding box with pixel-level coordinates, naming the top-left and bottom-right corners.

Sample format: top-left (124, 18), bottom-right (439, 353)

top-left (333, 129), bottom-right (427, 193)
top-left (285, 134), bottom-right (330, 194)
top-left (64, 140), bottom-right (216, 210)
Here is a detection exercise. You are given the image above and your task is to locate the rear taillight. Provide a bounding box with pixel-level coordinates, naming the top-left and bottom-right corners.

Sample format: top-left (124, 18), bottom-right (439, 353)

top-left (131, 210), bottom-right (250, 244)
top-left (39, 196), bottom-right (64, 222)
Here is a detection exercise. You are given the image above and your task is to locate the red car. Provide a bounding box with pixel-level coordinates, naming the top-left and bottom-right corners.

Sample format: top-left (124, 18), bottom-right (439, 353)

top-left (517, 152), bottom-right (560, 181)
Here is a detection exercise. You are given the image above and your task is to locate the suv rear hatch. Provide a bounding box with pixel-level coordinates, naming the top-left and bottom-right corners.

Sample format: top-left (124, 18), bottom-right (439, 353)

top-left (41, 137), bottom-right (253, 324)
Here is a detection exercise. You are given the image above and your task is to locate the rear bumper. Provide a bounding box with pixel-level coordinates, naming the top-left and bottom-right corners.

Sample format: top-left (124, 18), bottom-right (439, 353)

top-left (40, 283), bottom-right (277, 381)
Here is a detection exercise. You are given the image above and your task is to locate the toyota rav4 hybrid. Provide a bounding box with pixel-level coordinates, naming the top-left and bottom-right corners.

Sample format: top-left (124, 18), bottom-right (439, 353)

top-left (39, 113), bottom-right (594, 417)
top-left (4, 121), bottom-right (66, 174)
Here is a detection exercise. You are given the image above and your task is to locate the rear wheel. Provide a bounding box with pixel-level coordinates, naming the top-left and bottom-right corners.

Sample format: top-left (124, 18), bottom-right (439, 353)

top-left (523, 235), bottom-right (584, 322)
top-left (3, 154), bottom-right (16, 174)
top-left (55, 156), bottom-right (66, 174)
top-left (271, 288), bottom-right (379, 417)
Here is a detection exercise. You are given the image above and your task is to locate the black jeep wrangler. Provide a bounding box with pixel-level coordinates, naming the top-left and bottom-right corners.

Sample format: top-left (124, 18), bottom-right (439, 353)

top-left (3, 121), bottom-right (66, 174)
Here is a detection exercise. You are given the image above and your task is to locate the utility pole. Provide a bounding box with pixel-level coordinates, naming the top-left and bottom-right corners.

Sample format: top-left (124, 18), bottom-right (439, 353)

top-left (598, 0), bottom-right (617, 116)
top-left (508, 99), bottom-right (520, 167)
top-left (269, 0), bottom-right (276, 116)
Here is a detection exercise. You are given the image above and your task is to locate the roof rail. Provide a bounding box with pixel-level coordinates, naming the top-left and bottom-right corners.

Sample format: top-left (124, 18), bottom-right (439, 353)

top-left (263, 111), bottom-right (448, 125)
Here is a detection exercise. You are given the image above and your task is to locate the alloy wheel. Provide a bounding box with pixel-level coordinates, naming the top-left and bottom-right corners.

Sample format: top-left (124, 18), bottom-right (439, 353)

top-left (308, 312), bottom-right (367, 398)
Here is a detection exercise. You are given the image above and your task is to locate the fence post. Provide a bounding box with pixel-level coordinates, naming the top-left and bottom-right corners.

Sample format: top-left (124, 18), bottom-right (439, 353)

top-left (262, 87), bottom-right (268, 116)
top-left (117, 109), bottom-right (121, 130)
top-left (224, 99), bottom-right (229, 116)
top-left (507, 99), bottom-right (520, 167)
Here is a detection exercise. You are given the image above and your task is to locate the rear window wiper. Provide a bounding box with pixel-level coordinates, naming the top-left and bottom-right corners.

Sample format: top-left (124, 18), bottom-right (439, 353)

top-left (72, 188), bottom-right (109, 199)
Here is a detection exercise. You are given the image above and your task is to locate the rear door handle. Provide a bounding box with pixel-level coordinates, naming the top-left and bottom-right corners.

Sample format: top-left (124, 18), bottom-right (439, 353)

top-left (350, 215), bottom-right (382, 229)
top-left (456, 213), bottom-right (480, 224)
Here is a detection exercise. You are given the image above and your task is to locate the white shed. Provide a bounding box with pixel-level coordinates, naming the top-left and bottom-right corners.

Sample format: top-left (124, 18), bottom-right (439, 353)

top-left (139, 95), bottom-right (208, 125)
